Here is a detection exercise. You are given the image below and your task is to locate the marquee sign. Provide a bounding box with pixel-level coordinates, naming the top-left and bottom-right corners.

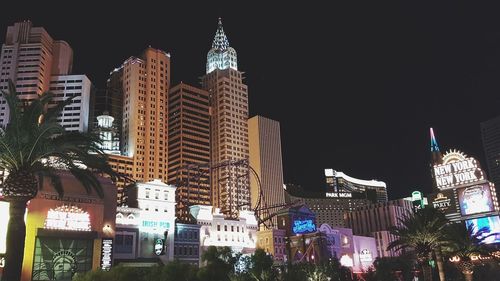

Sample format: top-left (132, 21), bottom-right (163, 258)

top-left (44, 205), bottom-right (91, 231)
top-left (100, 239), bottom-right (113, 271)
top-left (433, 150), bottom-right (484, 190)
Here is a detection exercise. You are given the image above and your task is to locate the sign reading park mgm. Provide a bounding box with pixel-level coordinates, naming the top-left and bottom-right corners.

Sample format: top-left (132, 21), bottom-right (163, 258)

top-left (433, 150), bottom-right (485, 190)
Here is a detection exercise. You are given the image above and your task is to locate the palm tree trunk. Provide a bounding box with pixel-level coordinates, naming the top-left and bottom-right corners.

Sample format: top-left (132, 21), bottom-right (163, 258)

top-left (463, 271), bottom-right (473, 281)
top-left (434, 248), bottom-right (446, 281)
top-left (422, 264), bottom-right (433, 281)
top-left (1, 200), bottom-right (28, 281)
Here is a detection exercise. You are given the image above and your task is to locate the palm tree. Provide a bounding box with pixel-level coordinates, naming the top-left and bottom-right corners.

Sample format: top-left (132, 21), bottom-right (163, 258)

top-left (388, 207), bottom-right (449, 281)
top-left (199, 246), bottom-right (239, 281)
top-left (444, 223), bottom-right (495, 281)
top-left (0, 81), bottom-right (116, 281)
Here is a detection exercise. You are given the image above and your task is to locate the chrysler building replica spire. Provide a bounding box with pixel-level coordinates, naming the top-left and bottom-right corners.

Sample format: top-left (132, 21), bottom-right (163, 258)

top-left (206, 18), bottom-right (238, 74)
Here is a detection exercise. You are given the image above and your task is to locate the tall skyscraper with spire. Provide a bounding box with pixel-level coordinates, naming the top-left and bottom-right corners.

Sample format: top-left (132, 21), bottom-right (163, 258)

top-left (430, 127), bottom-right (442, 165)
top-left (202, 19), bottom-right (250, 217)
top-left (430, 127), bottom-right (443, 190)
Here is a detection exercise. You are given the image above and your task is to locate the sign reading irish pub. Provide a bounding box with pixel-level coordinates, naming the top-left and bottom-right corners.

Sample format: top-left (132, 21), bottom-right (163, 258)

top-left (433, 150), bottom-right (485, 190)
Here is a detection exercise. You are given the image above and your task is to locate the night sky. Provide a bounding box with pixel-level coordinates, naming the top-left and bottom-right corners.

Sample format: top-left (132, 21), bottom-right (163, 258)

top-left (2, 2), bottom-right (500, 199)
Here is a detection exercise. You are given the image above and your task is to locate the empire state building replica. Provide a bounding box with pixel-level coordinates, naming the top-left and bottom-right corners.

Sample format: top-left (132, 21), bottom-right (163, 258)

top-left (202, 18), bottom-right (250, 218)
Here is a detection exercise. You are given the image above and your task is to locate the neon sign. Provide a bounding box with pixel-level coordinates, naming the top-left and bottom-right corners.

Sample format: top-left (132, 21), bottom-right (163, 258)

top-left (44, 205), bottom-right (91, 231)
top-left (292, 219), bottom-right (316, 234)
top-left (433, 151), bottom-right (484, 189)
top-left (141, 221), bottom-right (170, 229)
top-left (325, 192), bottom-right (352, 198)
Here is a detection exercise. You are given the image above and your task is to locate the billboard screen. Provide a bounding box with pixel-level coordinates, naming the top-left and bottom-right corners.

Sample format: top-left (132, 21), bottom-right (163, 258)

top-left (466, 215), bottom-right (500, 244)
top-left (458, 184), bottom-right (494, 216)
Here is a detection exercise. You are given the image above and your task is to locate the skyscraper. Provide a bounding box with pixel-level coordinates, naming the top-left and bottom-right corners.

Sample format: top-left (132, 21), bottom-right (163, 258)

top-left (201, 19), bottom-right (250, 217)
top-left (0, 21), bottom-right (93, 132)
top-left (168, 82), bottom-right (211, 221)
top-left (248, 116), bottom-right (286, 228)
top-left (118, 48), bottom-right (170, 182)
top-left (102, 47), bottom-right (170, 204)
top-left (481, 116), bottom-right (500, 196)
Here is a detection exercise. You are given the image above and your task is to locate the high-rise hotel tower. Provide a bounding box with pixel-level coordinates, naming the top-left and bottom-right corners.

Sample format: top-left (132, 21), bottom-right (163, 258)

top-left (0, 21), bottom-right (92, 132)
top-left (201, 19), bottom-right (250, 217)
top-left (107, 47), bottom-right (170, 184)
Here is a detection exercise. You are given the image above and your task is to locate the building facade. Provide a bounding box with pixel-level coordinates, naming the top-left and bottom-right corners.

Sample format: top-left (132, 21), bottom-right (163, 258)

top-left (201, 19), bottom-right (250, 218)
top-left (481, 116), bottom-right (500, 196)
top-left (189, 205), bottom-right (258, 255)
top-left (114, 180), bottom-right (177, 265)
top-left (173, 223), bottom-right (201, 266)
top-left (249, 116), bottom-right (286, 229)
top-left (167, 83), bottom-right (211, 222)
top-left (284, 184), bottom-right (376, 227)
top-left (324, 169), bottom-right (388, 203)
top-left (2, 172), bottom-right (117, 281)
top-left (0, 21), bottom-right (95, 133)
top-left (345, 199), bottom-right (414, 257)
top-left (117, 48), bottom-right (170, 183)
top-left (50, 74), bottom-right (93, 132)
top-left (94, 114), bottom-right (121, 155)
top-left (256, 229), bottom-right (287, 264)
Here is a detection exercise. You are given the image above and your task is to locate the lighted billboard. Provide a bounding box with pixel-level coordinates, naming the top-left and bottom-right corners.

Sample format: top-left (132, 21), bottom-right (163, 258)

top-left (433, 150), bottom-right (485, 190)
top-left (31, 237), bottom-right (93, 280)
top-left (458, 184), bottom-right (494, 216)
top-left (466, 216), bottom-right (500, 244)
top-left (429, 190), bottom-right (459, 216)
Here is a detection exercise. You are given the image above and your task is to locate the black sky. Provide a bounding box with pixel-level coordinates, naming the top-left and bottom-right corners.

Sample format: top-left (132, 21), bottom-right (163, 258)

top-left (2, 2), bottom-right (500, 199)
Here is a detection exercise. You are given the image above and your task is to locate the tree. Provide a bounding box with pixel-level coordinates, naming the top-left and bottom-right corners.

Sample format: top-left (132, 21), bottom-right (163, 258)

top-left (388, 208), bottom-right (449, 281)
top-left (198, 246), bottom-right (239, 281)
top-left (444, 223), bottom-right (496, 281)
top-left (248, 248), bottom-right (276, 281)
top-left (373, 256), bottom-right (414, 281)
top-left (0, 81), bottom-right (116, 281)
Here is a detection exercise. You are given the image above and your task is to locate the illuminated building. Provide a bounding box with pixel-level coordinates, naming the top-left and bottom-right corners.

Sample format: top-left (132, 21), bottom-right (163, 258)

top-left (0, 21), bottom-right (93, 133)
top-left (114, 180), bottom-right (177, 265)
top-left (94, 70), bottom-right (124, 131)
top-left (6, 171), bottom-right (117, 281)
top-left (318, 224), bottom-right (354, 262)
top-left (94, 114), bottom-right (120, 155)
top-left (352, 235), bottom-right (378, 273)
top-left (256, 229), bottom-right (287, 264)
top-left (189, 205), bottom-right (258, 254)
top-left (167, 83), bottom-right (211, 222)
top-left (50, 75), bottom-right (93, 132)
top-left (249, 116), bottom-right (286, 229)
top-left (106, 154), bottom-right (134, 205)
top-left (481, 116), bottom-right (500, 196)
top-left (284, 183), bottom-right (376, 227)
top-left (173, 223), bottom-right (201, 266)
top-left (113, 47), bottom-right (170, 183)
top-left (428, 128), bottom-right (500, 244)
top-left (201, 18), bottom-right (250, 217)
top-left (345, 198), bottom-right (414, 257)
top-left (324, 169), bottom-right (387, 203)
